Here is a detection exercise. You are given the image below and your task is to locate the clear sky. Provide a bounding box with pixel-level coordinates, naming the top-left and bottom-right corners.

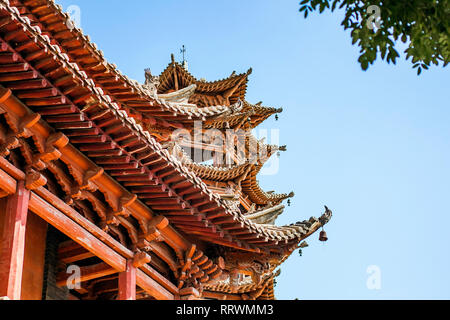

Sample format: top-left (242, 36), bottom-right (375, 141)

top-left (56, 0), bottom-right (450, 299)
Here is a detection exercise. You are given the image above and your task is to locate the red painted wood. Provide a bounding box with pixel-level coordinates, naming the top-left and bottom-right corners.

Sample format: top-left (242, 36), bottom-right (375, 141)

top-left (0, 180), bottom-right (30, 300)
top-left (118, 260), bottom-right (136, 300)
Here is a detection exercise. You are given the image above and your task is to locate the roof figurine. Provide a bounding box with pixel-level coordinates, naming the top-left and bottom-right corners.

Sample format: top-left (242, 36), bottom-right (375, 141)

top-left (143, 68), bottom-right (160, 98)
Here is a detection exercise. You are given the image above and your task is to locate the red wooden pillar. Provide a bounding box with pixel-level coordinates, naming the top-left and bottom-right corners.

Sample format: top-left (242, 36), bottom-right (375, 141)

top-left (118, 260), bottom-right (136, 300)
top-left (0, 180), bottom-right (30, 300)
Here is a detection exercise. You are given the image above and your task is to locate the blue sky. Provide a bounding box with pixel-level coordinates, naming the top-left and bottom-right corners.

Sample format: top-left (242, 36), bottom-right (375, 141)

top-left (56, 0), bottom-right (450, 299)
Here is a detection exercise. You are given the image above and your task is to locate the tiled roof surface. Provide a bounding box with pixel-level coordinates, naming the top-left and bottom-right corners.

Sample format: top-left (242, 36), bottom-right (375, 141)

top-left (0, 0), bottom-right (332, 255)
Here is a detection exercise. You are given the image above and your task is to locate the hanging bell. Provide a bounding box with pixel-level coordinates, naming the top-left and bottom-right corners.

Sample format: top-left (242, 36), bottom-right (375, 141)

top-left (287, 199), bottom-right (291, 207)
top-left (275, 114), bottom-right (279, 121)
top-left (319, 229), bottom-right (328, 242)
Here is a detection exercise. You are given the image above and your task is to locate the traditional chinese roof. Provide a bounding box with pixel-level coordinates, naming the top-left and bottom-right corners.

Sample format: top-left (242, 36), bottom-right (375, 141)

top-left (7, 0), bottom-right (245, 129)
top-left (0, 0), bottom-right (333, 300)
top-left (241, 172), bottom-right (294, 206)
top-left (245, 131), bottom-right (284, 163)
top-left (166, 142), bottom-right (253, 182)
top-left (240, 133), bottom-right (294, 206)
top-left (257, 279), bottom-right (275, 300)
top-left (8, 0), bottom-right (278, 134)
top-left (244, 204), bottom-right (285, 225)
top-left (158, 58), bottom-right (251, 108)
top-left (241, 100), bottom-right (283, 129)
top-left (203, 269), bottom-right (280, 297)
top-left (166, 139), bottom-right (292, 211)
top-left (0, 1), bottom-right (331, 256)
top-left (205, 100), bottom-right (283, 130)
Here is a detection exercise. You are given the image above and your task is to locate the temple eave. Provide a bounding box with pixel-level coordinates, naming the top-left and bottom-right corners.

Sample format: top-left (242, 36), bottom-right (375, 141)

top-left (0, 0), bottom-right (332, 301)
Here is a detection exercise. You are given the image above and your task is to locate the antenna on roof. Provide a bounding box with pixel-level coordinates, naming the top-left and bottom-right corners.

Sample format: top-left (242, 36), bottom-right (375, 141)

top-left (180, 45), bottom-right (188, 71)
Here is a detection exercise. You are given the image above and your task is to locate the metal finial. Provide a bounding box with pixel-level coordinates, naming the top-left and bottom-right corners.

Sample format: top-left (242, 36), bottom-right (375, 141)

top-left (180, 45), bottom-right (188, 71)
top-left (180, 45), bottom-right (186, 63)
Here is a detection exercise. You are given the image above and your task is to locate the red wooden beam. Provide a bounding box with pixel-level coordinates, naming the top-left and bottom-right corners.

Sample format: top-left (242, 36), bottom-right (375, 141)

top-left (0, 180), bottom-right (30, 300)
top-left (0, 167), bottom-right (176, 299)
top-left (118, 260), bottom-right (136, 300)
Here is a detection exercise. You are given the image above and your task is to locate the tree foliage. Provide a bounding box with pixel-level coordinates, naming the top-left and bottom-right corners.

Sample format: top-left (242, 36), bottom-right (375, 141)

top-left (299, 0), bottom-right (450, 74)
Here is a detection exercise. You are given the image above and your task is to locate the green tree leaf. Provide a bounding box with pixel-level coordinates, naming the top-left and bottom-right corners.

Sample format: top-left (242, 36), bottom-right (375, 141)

top-left (298, 0), bottom-right (450, 75)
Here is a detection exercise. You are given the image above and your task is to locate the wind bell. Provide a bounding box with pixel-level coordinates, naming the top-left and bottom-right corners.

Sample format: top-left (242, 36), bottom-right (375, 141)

top-left (319, 226), bottom-right (328, 242)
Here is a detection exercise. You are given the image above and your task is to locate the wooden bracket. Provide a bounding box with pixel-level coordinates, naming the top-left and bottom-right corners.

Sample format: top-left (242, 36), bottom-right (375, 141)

top-left (105, 212), bottom-right (120, 227)
top-left (145, 226), bottom-right (162, 242)
top-left (144, 215), bottom-right (169, 242)
top-left (121, 194), bottom-right (137, 208)
top-left (80, 167), bottom-right (103, 191)
top-left (107, 194), bottom-right (137, 222)
top-left (67, 184), bottom-right (83, 202)
top-left (132, 251), bottom-right (151, 268)
top-left (30, 153), bottom-right (46, 171)
top-left (136, 235), bottom-right (151, 251)
top-left (17, 113), bottom-right (41, 139)
top-left (118, 194), bottom-right (137, 217)
top-left (25, 169), bottom-right (47, 190)
top-left (148, 215), bottom-right (169, 230)
top-left (39, 132), bottom-right (69, 163)
top-left (0, 135), bottom-right (19, 157)
top-left (179, 287), bottom-right (200, 300)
